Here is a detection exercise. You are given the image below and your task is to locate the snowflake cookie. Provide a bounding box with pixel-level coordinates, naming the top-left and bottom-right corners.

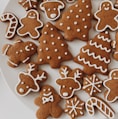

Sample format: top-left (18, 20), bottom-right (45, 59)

top-left (83, 74), bottom-right (102, 96)
top-left (65, 95), bottom-right (84, 119)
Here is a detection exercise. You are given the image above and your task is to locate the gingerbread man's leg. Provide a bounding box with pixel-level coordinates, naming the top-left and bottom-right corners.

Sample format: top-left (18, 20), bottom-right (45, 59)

top-left (109, 21), bottom-right (117, 30)
top-left (29, 29), bottom-right (39, 39)
top-left (17, 26), bottom-right (27, 35)
top-left (36, 109), bottom-right (49, 119)
top-left (97, 21), bottom-right (106, 31)
top-left (8, 58), bottom-right (19, 67)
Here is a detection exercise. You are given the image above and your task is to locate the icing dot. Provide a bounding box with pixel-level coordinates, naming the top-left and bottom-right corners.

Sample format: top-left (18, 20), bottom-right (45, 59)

top-left (16, 51), bottom-right (19, 54)
top-left (82, 0), bottom-right (85, 3)
top-left (88, 88), bottom-right (90, 91)
top-left (70, 10), bottom-right (73, 13)
top-left (67, 26), bottom-right (71, 30)
top-left (65, 52), bottom-right (68, 55)
top-left (39, 48), bottom-right (42, 52)
top-left (48, 8), bottom-right (51, 11)
top-left (46, 24), bottom-right (49, 27)
top-left (76, 15), bottom-right (79, 18)
top-left (19, 88), bottom-right (24, 93)
top-left (55, 49), bottom-right (58, 52)
top-left (30, 44), bottom-right (32, 46)
top-left (53, 8), bottom-right (56, 11)
top-left (31, 48), bottom-right (34, 50)
top-left (44, 32), bottom-right (47, 35)
top-left (75, 4), bottom-right (78, 7)
top-left (63, 85), bottom-right (65, 88)
top-left (43, 89), bottom-right (46, 92)
top-left (98, 85), bottom-right (101, 87)
top-left (86, 5), bottom-right (89, 8)
top-left (52, 42), bottom-right (55, 45)
top-left (87, 13), bottom-right (91, 16)
top-left (74, 21), bottom-right (78, 25)
top-left (57, 36), bottom-right (61, 40)
top-left (77, 29), bottom-right (81, 32)
top-left (20, 50), bottom-right (23, 52)
top-left (43, 40), bottom-right (47, 44)
top-left (39, 59), bottom-right (43, 62)
top-left (67, 16), bottom-right (70, 19)
top-left (85, 82), bottom-right (88, 84)
top-left (82, 18), bottom-right (85, 21)
top-left (60, 23), bottom-right (63, 26)
top-left (79, 9), bottom-right (82, 12)
top-left (58, 56), bottom-right (61, 60)
top-left (47, 56), bottom-right (51, 60)
top-left (61, 43), bottom-right (64, 46)
top-left (48, 88), bottom-right (51, 91)
top-left (93, 90), bottom-right (96, 92)
top-left (45, 47), bottom-right (49, 51)
top-left (51, 34), bottom-right (54, 38)
top-left (105, 31), bottom-right (108, 34)
top-left (50, 28), bottom-right (53, 31)
top-left (26, 86), bottom-right (29, 89)
top-left (84, 25), bottom-right (88, 29)
top-left (69, 87), bottom-right (72, 90)
top-left (21, 82), bottom-right (24, 84)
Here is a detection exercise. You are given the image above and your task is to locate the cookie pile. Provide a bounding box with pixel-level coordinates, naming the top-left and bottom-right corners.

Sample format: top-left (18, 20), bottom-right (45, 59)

top-left (0, 0), bottom-right (118, 119)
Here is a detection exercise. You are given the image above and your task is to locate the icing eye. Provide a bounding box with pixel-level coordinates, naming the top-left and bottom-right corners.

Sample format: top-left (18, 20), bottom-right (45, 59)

top-left (103, 4), bottom-right (105, 7)
top-left (30, 44), bottom-right (33, 46)
top-left (26, 86), bottom-right (29, 89)
top-left (69, 87), bottom-right (72, 90)
top-left (107, 4), bottom-right (110, 6)
top-left (48, 8), bottom-right (51, 11)
top-left (21, 82), bottom-right (24, 84)
top-left (48, 88), bottom-right (51, 91)
top-left (30, 13), bottom-right (32, 15)
top-left (113, 73), bottom-right (116, 76)
top-left (43, 89), bottom-right (46, 92)
top-left (53, 8), bottom-right (56, 11)
top-left (62, 85), bottom-right (65, 88)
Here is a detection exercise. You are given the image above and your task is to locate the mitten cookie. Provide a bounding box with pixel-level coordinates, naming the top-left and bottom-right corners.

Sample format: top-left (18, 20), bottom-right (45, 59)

top-left (56, 65), bottom-right (83, 99)
top-left (37, 22), bottom-right (73, 68)
top-left (74, 31), bottom-right (112, 75)
top-left (55, 0), bottom-right (92, 41)
top-left (0, 12), bottom-right (18, 39)
top-left (65, 95), bottom-right (84, 119)
top-left (112, 32), bottom-right (118, 60)
top-left (86, 97), bottom-right (115, 119)
top-left (16, 63), bottom-right (48, 96)
top-left (104, 69), bottom-right (118, 102)
top-left (115, 0), bottom-right (118, 8)
top-left (40, 0), bottom-right (65, 21)
top-left (17, 9), bottom-right (43, 39)
top-left (83, 74), bottom-right (102, 96)
top-left (19, 0), bottom-right (38, 11)
top-left (94, 0), bottom-right (118, 32)
top-left (35, 85), bottom-right (63, 119)
top-left (2, 39), bottom-right (37, 67)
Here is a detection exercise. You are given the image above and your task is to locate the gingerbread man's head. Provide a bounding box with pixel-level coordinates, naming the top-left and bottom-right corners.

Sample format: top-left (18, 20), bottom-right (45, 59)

top-left (109, 69), bottom-right (118, 80)
top-left (27, 9), bottom-right (39, 19)
top-left (101, 1), bottom-right (112, 11)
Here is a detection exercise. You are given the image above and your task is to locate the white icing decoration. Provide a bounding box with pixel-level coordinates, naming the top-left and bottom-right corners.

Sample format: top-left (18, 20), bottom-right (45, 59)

top-left (89, 40), bottom-right (111, 53)
top-left (60, 22), bottom-right (63, 26)
top-left (19, 88), bottom-right (24, 93)
top-left (22, 57), bottom-right (30, 63)
top-left (17, 9), bottom-right (43, 39)
top-left (8, 59), bottom-right (18, 67)
top-left (97, 34), bottom-right (111, 43)
top-left (40, 0), bottom-right (65, 21)
top-left (61, 43), bottom-right (64, 46)
top-left (0, 13), bottom-right (18, 39)
top-left (83, 74), bottom-right (102, 96)
top-left (43, 40), bottom-right (47, 44)
top-left (43, 92), bottom-right (52, 97)
top-left (42, 95), bottom-right (54, 104)
top-left (47, 56), bottom-right (51, 59)
top-left (103, 69), bottom-right (118, 102)
top-left (67, 0), bottom-right (75, 3)
top-left (82, 48), bottom-right (111, 64)
top-left (25, 46), bottom-right (30, 51)
top-left (76, 15), bottom-right (79, 18)
top-left (58, 56), bottom-right (61, 60)
top-left (16, 63), bottom-right (46, 96)
top-left (82, 18), bottom-right (85, 21)
top-left (86, 97), bottom-right (115, 118)
top-left (94, 0), bottom-right (118, 32)
top-left (3, 45), bottom-right (10, 55)
top-left (77, 56), bottom-right (107, 73)
top-left (67, 26), bottom-right (71, 30)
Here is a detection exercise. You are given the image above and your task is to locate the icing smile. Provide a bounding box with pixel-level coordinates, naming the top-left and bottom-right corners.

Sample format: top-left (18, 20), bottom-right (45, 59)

top-left (43, 92), bottom-right (52, 97)
top-left (104, 7), bottom-right (109, 11)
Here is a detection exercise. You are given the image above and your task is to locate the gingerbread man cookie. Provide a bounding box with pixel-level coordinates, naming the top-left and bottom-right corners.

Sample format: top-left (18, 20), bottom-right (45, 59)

top-left (56, 65), bottom-right (83, 99)
top-left (2, 39), bottom-right (37, 67)
top-left (19, 0), bottom-right (38, 11)
top-left (94, 0), bottom-right (118, 32)
top-left (104, 69), bottom-right (118, 102)
top-left (16, 63), bottom-right (48, 96)
top-left (35, 85), bottom-right (63, 119)
top-left (40, 0), bottom-right (65, 21)
top-left (0, 12), bottom-right (18, 39)
top-left (17, 9), bottom-right (43, 39)
top-left (65, 95), bottom-right (85, 119)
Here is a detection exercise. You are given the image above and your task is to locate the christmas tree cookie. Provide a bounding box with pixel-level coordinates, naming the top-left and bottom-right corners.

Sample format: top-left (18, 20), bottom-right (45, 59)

top-left (37, 22), bottom-right (73, 68)
top-left (74, 31), bottom-right (112, 75)
top-left (55, 0), bottom-right (92, 41)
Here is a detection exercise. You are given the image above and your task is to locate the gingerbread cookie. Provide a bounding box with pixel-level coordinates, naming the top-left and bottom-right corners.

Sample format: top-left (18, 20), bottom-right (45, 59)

top-left (56, 65), bottom-right (83, 99)
top-left (55, 0), bottom-right (92, 41)
top-left (17, 9), bottom-right (43, 39)
top-left (40, 0), bottom-right (65, 21)
top-left (35, 85), bottom-right (63, 119)
top-left (2, 39), bottom-right (37, 67)
top-left (0, 12), bottom-right (18, 39)
top-left (16, 63), bottom-right (48, 96)
top-left (74, 31), bottom-right (112, 75)
top-left (37, 22), bottom-right (73, 68)
top-left (94, 0), bottom-right (118, 32)
top-left (86, 97), bottom-right (115, 119)
top-left (19, 0), bottom-right (38, 11)
top-left (112, 32), bottom-right (118, 60)
top-left (115, 0), bottom-right (118, 8)
top-left (104, 69), bottom-right (118, 102)
top-left (83, 74), bottom-right (102, 96)
top-left (65, 95), bottom-right (84, 119)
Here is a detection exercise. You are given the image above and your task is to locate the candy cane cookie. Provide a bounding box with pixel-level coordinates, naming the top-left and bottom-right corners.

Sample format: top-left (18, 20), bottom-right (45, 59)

top-left (0, 12), bottom-right (18, 39)
top-left (86, 97), bottom-right (115, 119)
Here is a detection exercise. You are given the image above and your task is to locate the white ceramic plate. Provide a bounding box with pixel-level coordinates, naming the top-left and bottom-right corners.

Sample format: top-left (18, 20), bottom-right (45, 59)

top-left (0, 0), bottom-right (118, 119)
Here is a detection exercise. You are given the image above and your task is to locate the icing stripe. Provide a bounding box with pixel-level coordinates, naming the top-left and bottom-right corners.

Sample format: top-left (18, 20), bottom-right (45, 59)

top-left (82, 48), bottom-right (110, 64)
top-left (3, 45), bottom-right (10, 55)
top-left (77, 56), bottom-right (107, 73)
top-left (8, 60), bottom-right (18, 67)
top-left (22, 57), bottom-right (30, 63)
top-left (97, 35), bottom-right (111, 43)
top-left (89, 40), bottom-right (111, 53)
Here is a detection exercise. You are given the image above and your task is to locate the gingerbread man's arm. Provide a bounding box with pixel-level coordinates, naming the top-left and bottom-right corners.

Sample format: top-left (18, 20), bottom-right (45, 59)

top-left (95, 10), bottom-right (103, 19)
top-left (112, 10), bottom-right (118, 17)
top-left (35, 97), bottom-right (43, 106)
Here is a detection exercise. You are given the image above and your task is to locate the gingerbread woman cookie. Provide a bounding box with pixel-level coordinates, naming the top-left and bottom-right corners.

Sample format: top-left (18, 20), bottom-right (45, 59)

top-left (40, 0), bottom-right (65, 21)
top-left (17, 9), bottom-right (43, 39)
top-left (2, 39), bottom-right (37, 67)
top-left (16, 63), bottom-right (48, 96)
top-left (0, 12), bottom-right (18, 39)
top-left (35, 85), bottom-right (63, 119)
top-left (104, 69), bottom-right (118, 102)
top-left (56, 65), bottom-right (83, 99)
top-left (19, 0), bottom-right (38, 11)
top-left (94, 0), bottom-right (118, 32)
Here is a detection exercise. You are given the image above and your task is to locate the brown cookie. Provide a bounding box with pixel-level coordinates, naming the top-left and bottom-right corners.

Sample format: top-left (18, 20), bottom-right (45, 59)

top-left (65, 95), bottom-right (85, 119)
top-left (19, 0), bottom-right (38, 11)
top-left (35, 85), bottom-right (63, 119)
top-left (16, 62), bottom-right (48, 96)
top-left (66, 0), bottom-right (76, 3)
top-left (55, 0), bottom-right (92, 41)
top-left (37, 22), bottom-right (73, 68)
top-left (74, 31), bottom-right (112, 75)
top-left (17, 9), bottom-right (43, 40)
top-left (86, 96), bottom-right (115, 119)
top-left (40, 0), bottom-right (65, 21)
top-left (83, 74), bottom-right (102, 96)
top-left (56, 65), bottom-right (83, 99)
top-left (104, 69), bottom-right (118, 102)
top-left (0, 12), bottom-right (18, 39)
top-left (2, 39), bottom-right (37, 67)
top-left (94, 0), bottom-right (118, 32)
top-left (115, 0), bottom-right (118, 8)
